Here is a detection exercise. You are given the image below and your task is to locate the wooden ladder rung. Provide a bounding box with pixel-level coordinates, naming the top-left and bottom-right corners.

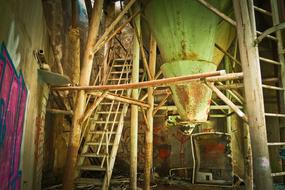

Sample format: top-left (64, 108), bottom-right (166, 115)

top-left (259, 57), bottom-right (281, 65)
top-left (262, 84), bottom-right (284, 91)
top-left (253, 6), bottom-right (272, 16)
top-left (265, 113), bottom-right (285, 117)
top-left (271, 172), bottom-right (285, 177)
top-left (256, 31), bottom-right (277, 41)
top-left (267, 142), bottom-right (285, 146)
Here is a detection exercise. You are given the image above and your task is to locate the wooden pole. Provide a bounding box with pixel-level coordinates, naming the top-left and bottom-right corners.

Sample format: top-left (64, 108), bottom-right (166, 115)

top-left (87, 91), bottom-right (150, 108)
top-left (207, 82), bottom-right (248, 122)
top-left (196, 0), bottom-right (237, 26)
top-left (130, 9), bottom-right (140, 190)
top-left (144, 35), bottom-right (156, 190)
top-left (133, 20), bottom-right (153, 80)
top-left (233, 1), bottom-right (273, 189)
top-left (52, 70), bottom-right (226, 91)
top-left (62, 0), bottom-right (104, 189)
top-left (93, 0), bottom-right (136, 53)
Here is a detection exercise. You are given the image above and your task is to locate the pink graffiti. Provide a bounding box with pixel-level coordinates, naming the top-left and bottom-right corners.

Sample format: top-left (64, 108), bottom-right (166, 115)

top-left (0, 43), bottom-right (27, 190)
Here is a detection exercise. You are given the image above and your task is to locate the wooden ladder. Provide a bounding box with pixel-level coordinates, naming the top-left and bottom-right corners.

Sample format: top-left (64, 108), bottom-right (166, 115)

top-left (76, 58), bottom-right (132, 189)
top-left (252, 0), bottom-right (285, 180)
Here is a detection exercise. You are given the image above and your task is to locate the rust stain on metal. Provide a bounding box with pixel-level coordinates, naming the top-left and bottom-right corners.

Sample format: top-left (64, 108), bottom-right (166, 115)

top-left (180, 40), bottom-right (199, 61)
top-left (176, 85), bottom-right (189, 110)
top-left (175, 81), bottom-right (207, 122)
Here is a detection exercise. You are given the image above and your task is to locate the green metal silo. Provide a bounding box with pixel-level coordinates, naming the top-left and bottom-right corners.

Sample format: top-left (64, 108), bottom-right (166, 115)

top-left (143, 0), bottom-right (232, 124)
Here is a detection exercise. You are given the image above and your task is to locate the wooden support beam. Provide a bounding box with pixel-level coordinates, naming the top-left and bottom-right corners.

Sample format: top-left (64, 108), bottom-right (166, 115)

top-left (153, 93), bottom-right (170, 116)
top-left (80, 91), bottom-right (108, 124)
top-left (233, 1), bottom-right (273, 189)
top-left (93, 10), bottom-right (139, 54)
top-left (254, 23), bottom-right (285, 45)
top-left (215, 43), bottom-right (242, 66)
top-left (87, 91), bottom-right (150, 108)
top-left (62, 0), bottom-right (104, 189)
top-left (133, 17), bottom-right (153, 80)
top-left (217, 82), bottom-right (244, 104)
top-left (52, 70), bottom-right (226, 91)
top-left (144, 35), bottom-right (156, 190)
top-left (92, 0), bottom-right (136, 54)
top-left (205, 72), bottom-right (243, 82)
top-left (196, 0), bottom-right (237, 26)
top-left (130, 9), bottom-right (140, 189)
top-left (207, 82), bottom-right (248, 122)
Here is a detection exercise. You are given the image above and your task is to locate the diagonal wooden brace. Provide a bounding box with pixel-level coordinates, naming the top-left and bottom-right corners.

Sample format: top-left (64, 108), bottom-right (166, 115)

top-left (80, 91), bottom-right (108, 124)
top-left (206, 82), bottom-right (248, 122)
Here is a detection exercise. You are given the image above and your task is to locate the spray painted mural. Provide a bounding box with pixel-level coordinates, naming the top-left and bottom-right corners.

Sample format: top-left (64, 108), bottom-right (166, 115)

top-left (0, 43), bottom-right (27, 190)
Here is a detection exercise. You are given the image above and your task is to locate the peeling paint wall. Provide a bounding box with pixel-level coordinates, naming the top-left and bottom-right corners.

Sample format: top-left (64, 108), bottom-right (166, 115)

top-left (0, 0), bottom-right (53, 189)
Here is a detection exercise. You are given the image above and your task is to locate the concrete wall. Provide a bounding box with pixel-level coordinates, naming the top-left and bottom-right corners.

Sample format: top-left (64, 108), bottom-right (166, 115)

top-left (0, 0), bottom-right (52, 189)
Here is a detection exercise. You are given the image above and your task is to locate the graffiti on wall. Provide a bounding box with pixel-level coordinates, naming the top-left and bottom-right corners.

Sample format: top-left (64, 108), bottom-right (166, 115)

top-left (0, 43), bottom-right (27, 190)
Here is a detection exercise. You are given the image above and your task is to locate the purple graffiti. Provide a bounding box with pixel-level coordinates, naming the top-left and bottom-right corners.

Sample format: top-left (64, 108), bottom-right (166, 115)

top-left (0, 43), bottom-right (27, 190)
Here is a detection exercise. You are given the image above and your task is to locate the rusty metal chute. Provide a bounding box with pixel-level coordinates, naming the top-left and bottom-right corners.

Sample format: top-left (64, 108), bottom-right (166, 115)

top-left (143, 0), bottom-right (232, 124)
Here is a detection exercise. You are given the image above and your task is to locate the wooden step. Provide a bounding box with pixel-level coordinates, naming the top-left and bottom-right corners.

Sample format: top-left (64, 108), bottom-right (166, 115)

top-left (90, 121), bottom-right (120, 124)
top-left (108, 78), bottom-right (129, 81)
top-left (79, 165), bottom-right (106, 171)
top-left (100, 102), bottom-right (120, 105)
top-left (81, 153), bottom-right (109, 158)
top-left (97, 111), bottom-right (122, 114)
top-left (86, 142), bottom-right (114, 146)
top-left (75, 178), bottom-right (102, 185)
top-left (113, 58), bottom-right (131, 62)
top-left (89, 131), bottom-right (116, 135)
top-left (112, 64), bottom-right (132, 67)
top-left (110, 71), bottom-right (131, 74)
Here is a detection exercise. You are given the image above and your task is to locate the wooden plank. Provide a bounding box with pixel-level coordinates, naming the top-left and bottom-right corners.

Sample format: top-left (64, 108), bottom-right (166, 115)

top-left (233, 1), bottom-right (273, 189)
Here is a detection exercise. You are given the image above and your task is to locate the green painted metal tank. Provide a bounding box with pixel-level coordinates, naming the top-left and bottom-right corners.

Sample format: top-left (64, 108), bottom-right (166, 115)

top-left (143, 0), bottom-right (232, 124)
